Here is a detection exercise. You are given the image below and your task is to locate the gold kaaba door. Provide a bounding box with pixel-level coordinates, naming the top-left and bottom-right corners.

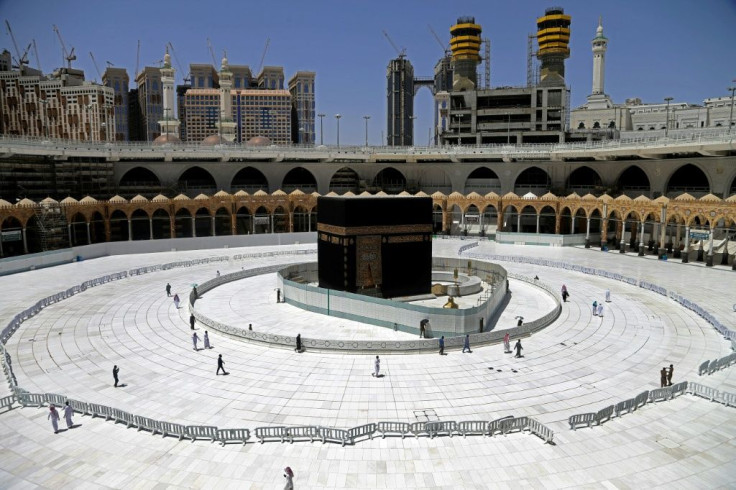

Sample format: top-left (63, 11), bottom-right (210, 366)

top-left (356, 235), bottom-right (382, 289)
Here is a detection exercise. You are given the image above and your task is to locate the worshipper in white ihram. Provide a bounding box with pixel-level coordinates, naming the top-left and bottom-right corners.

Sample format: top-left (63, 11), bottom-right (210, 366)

top-left (605, 289), bottom-right (611, 302)
top-left (192, 332), bottom-right (200, 351)
top-left (48, 404), bottom-right (60, 433)
top-left (173, 293), bottom-right (180, 309)
top-left (284, 467), bottom-right (294, 489)
top-left (63, 401), bottom-right (74, 429)
top-left (373, 356), bottom-right (381, 377)
top-left (203, 331), bottom-right (211, 349)
top-left (597, 303), bottom-right (604, 317)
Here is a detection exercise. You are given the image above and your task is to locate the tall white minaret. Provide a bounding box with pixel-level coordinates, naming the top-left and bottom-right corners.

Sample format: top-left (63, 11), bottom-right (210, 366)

top-left (218, 52), bottom-right (237, 142)
top-left (591, 17), bottom-right (607, 96)
top-left (158, 48), bottom-right (180, 138)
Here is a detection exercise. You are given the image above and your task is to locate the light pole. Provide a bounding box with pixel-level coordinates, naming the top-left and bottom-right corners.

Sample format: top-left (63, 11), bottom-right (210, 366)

top-left (664, 97), bottom-right (673, 137)
top-left (335, 114), bottom-right (341, 148)
top-left (363, 115), bottom-right (370, 147)
top-left (317, 113), bottom-right (325, 145)
top-left (727, 86), bottom-right (736, 134)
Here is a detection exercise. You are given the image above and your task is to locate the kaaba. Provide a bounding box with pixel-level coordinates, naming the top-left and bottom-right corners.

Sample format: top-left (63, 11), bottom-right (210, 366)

top-left (317, 196), bottom-right (433, 298)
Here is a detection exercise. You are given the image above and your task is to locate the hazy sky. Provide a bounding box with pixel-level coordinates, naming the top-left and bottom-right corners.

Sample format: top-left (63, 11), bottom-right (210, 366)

top-left (2, 0), bottom-right (735, 145)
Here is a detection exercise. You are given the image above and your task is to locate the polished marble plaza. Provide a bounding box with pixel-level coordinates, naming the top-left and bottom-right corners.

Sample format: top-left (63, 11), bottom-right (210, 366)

top-left (0, 240), bottom-right (735, 488)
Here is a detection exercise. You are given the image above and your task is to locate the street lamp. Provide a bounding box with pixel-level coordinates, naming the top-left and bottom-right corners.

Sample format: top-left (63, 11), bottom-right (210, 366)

top-left (727, 86), bottom-right (736, 134)
top-left (317, 113), bottom-right (325, 145)
top-left (664, 97), bottom-right (673, 137)
top-left (335, 114), bottom-right (341, 148)
top-left (363, 115), bottom-right (370, 147)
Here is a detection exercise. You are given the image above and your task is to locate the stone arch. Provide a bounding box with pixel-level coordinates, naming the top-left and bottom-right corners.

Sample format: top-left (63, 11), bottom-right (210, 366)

top-left (293, 205), bottom-right (311, 232)
top-left (566, 166), bottom-right (603, 195)
top-left (282, 167), bottom-right (317, 193)
top-left (119, 167), bottom-right (162, 195)
top-left (328, 167), bottom-right (360, 193)
top-left (465, 167), bottom-right (501, 194)
top-left (418, 167), bottom-right (452, 194)
top-left (273, 205), bottom-right (288, 233)
top-left (174, 208), bottom-right (193, 238)
top-left (616, 166), bottom-right (650, 198)
top-left (373, 167), bottom-right (407, 194)
top-left (481, 204), bottom-right (499, 236)
top-left (432, 203), bottom-right (444, 233)
top-left (235, 205), bottom-right (253, 234)
top-left (539, 205), bottom-right (556, 234)
top-left (194, 207), bottom-right (213, 237)
top-left (665, 163), bottom-right (711, 198)
top-left (90, 211), bottom-right (106, 244)
top-left (254, 206), bottom-right (270, 234)
top-left (130, 209), bottom-right (150, 241)
top-left (178, 166), bottom-right (217, 195)
top-left (109, 209), bottom-right (129, 242)
top-left (152, 208), bottom-right (171, 239)
top-left (231, 167), bottom-right (268, 193)
top-left (449, 204), bottom-right (463, 235)
top-left (69, 212), bottom-right (88, 246)
top-left (215, 207), bottom-right (231, 236)
top-left (463, 204), bottom-right (481, 235)
top-left (24, 215), bottom-right (44, 254)
top-left (514, 167), bottom-right (551, 195)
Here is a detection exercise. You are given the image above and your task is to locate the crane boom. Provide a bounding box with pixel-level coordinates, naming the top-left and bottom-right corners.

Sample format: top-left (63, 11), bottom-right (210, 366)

top-left (257, 38), bottom-right (270, 74)
top-left (427, 25), bottom-right (448, 54)
top-left (32, 39), bottom-right (42, 72)
top-left (382, 30), bottom-right (405, 59)
top-left (5, 20), bottom-right (28, 68)
top-left (135, 40), bottom-right (140, 78)
top-left (52, 24), bottom-right (76, 69)
top-left (167, 41), bottom-right (190, 83)
top-left (89, 51), bottom-right (102, 81)
top-left (206, 38), bottom-right (217, 66)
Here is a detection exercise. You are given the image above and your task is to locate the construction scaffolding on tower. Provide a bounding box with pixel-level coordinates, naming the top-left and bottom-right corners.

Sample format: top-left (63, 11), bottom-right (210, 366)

top-left (34, 200), bottom-right (69, 251)
top-left (527, 33), bottom-right (538, 87)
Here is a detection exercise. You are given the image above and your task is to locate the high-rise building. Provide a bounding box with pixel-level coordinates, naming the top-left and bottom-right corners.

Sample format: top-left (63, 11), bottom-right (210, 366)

top-left (135, 67), bottom-right (163, 142)
top-left (102, 67), bottom-right (129, 141)
top-left (257, 66), bottom-right (284, 90)
top-left (386, 57), bottom-right (414, 146)
top-left (536, 7), bottom-right (571, 86)
top-left (288, 71), bottom-right (316, 144)
top-left (176, 84), bottom-right (191, 141)
top-left (450, 17), bottom-right (482, 91)
top-left (190, 63), bottom-right (218, 89)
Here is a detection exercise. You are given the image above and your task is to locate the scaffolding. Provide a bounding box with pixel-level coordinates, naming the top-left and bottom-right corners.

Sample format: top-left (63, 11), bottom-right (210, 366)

top-left (484, 38), bottom-right (491, 89)
top-left (34, 202), bottom-right (69, 251)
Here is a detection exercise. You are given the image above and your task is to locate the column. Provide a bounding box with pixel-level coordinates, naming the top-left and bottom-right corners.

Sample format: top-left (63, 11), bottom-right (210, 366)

top-left (600, 218), bottom-right (608, 250)
top-left (22, 227), bottom-right (28, 254)
top-left (535, 214), bottom-right (540, 234)
top-left (231, 213), bottom-right (237, 235)
top-left (148, 218), bottom-right (153, 240)
top-left (682, 226), bottom-right (690, 263)
top-left (211, 216), bottom-right (216, 236)
top-left (0, 232), bottom-right (4, 257)
top-left (191, 217), bottom-right (196, 237)
top-left (659, 220), bottom-right (667, 257)
top-left (67, 224), bottom-right (72, 246)
top-left (584, 217), bottom-right (591, 248)
top-left (289, 212), bottom-right (294, 233)
top-left (674, 222), bottom-right (682, 258)
top-left (251, 215), bottom-right (255, 234)
top-left (170, 216), bottom-right (175, 238)
top-left (516, 213), bottom-right (521, 233)
top-left (86, 222), bottom-right (91, 244)
top-left (127, 219), bottom-right (132, 241)
top-left (638, 221), bottom-right (645, 256)
top-left (270, 214), bottom-right (274, 234)
top-left (619, 221), bottom-right (626, 253)
top-left (571, 216), bottom-right (576, 235)
top-left (705, 228), bottom-right (714, 267)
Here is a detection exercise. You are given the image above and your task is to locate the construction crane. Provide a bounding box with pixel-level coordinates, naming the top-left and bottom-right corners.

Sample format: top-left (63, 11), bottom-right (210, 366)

top-left (427, 25), bottom-right (449, 56)
top-left (135, 40), bottom-right (140, 78)
top-left (4, 20), bottom-right (29, 70)
top-left (89, 51), bottom-right (102, 81)
top-left (206, 38), bottom-right (217, 66)
top-left (52, 24), bottom-right (76, 69)
top-left (527, 33), bottom-right (538, 87)
top-left (32, 39), bottom-right (42, 72)
top-left (382, 30), bottom-right (406, 59)
top-left (167, 41), bottom-right (190, 84)
top-left (257, 38), bottom-right (270, 74)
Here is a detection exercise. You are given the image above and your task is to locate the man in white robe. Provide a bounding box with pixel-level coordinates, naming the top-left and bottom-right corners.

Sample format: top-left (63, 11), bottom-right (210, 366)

top-left (63, 401), bottom-right (74, 428)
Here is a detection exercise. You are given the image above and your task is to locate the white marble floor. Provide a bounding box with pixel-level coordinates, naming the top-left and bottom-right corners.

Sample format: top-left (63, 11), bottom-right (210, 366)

top-left (0, 240), bottom-right (735, 488)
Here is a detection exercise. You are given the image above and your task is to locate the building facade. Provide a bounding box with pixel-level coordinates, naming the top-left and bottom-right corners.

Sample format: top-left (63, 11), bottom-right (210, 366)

top-left (288, 71), bottom-right (316, 144)
top-left (135, 67), bottom-right (163, 142)
top-left (102, 67), bottom-right (130, 141)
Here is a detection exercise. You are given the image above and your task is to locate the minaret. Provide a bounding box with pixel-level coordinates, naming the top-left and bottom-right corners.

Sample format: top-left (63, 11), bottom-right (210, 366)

top-left (218, 52), bottom-right (237, 142)
top-left (591, 17), bottom-right (607, 95)
top-left (157, 48), bottom-right (180, 139)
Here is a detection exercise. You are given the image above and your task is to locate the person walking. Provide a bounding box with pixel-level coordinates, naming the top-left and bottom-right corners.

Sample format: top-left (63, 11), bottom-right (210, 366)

top-left (165, 283), bottom-right (171, 297)
top-left (597, 303), bottom-right (604, 317)
top-left (514, 339), bottom-right (523, 358)
top-left (216, 270), bottom-right (220, 277)
top-left (419, 321), bottom-right (426, 338)
top-left (63, 401), bottom-right (74, 429)
top-left (462, 334), bottom-right (471, 353)
top-left (112, 365), bottom-right (119, 387)
top-left (439, 336), bottom-right (445, 355)
top-left (667, 364), bottom-right (674, 386)
top-left (373, 356), bottom-right (381, 377)
top-left (192, 332), bottom-right (200, 351)
top-left (504, 332), bottom-right (511, 353)
top-left (561, 284), bottom-right (569, 302)
top-left (190, 314), bottom-right (196, 330)
top-left (203, 331), bottom-right (211, 349)
top-left (295, 333), bottom-right (302, 353)
top-left (592, 300), bottom-right (598, 316)
top-left (276, 288), bottom-right (281, 303)
top-left (284, 467), bottom-right (294, 490)
top-left (216, 354), bottom-right (227, 375)
top-left (48, 404), bottom-right (60, 434)
top-left (605, 289), bottom-right (611, 302)
top-left (516, 317), bottom-right (523, 327)
top-left (660, 367), bottom-right (668, 387)
top-left (173, 293), bottom-right (180, 309)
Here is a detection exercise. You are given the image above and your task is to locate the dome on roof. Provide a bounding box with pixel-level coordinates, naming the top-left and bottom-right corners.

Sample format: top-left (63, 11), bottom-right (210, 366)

top-left (60, 196), bottom-right (78, 205)
top-left (415, 191), bottom-right (429, 197)
top-left (289, 189), bottom-right (305, 196)
top-left (246, 135), bottom-right (272, 146)
top-left (131, 194), bottom-right (149, 203)
top-left (214, 190), bottom-right (231, 197)
top-left (484, 192), bottom-right (500, 199)
top-left (80, 196), bottom-right (98, 204)
top-left (0, 199), bottom-right (13, 208)
top-left (194, 193), bottom-right (210, 200)
top-left (16, 198), bottom-right (36, 207)
top-left (234, 190), bottom-right (249, 197)
top-left (152, 194), bottom-right (170, 203)
top-left (253, 190), bottom-right (268, 196)
top-left (109, 195), bottom-right (128, 204)
top-left (343, 191), bottom-right (356, 196)
top-left (153, 133), bottom-right (182, 145)
top-left (173, 193), bottom-right (190, 201)
top-left (272, 189), bottom-right (287, 196)
top-left (202, 134), bottom-right (231, 146)
top-left (41, 197), bottom-right (58, 204)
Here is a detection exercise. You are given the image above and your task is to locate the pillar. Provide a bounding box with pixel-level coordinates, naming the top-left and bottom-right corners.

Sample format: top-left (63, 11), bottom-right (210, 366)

top-left (289, 212), bottom-right (294, 233)
top-left (585, 217), bottom-right (591, 248)
top-left (251, 215), bottom-right (255, 234)
top-left (270, 214), bottom-right (274, 234)
top-left (516, 213), bottom-right (521, 233)
top-left (658, 220), bottom-right (667, 257)
top-left (619, 220), bottom-right (626, 253)
top-left (638, 221), bottom-right (645, 256)
top-left (149, 218), bottom-right (153, 240)
top-left (22, 227), bottom-right (28, 254)
top-left (104, 219), bottom-right (111, 242)
top-left (231, 213), bottom-right (237, 235)
top-left (682, 226), bottom-right (690, 263)
top-left (674, 222), bottom-right (682, 258)
top-left (571, 216), bottom-right (576, 235)
top-left (211, 216), bottom-right (216, 236)
top-left (192, 217), bottom-right (196, 237)
top-left (535, 214), bottom-right (540, 234)
top-left (170, 215), bottom-right (176, 238)
top-left (705, 228), bottom-right (714, 267)
top-left (601, 218), bottom-right (608, 250)
top-left (67, 224), bottom-right (72, 246)
top-left (127, 219), bottom-right (132, 241)
top-left (554, 213), bottom-right (561, 235)
top-left (86, 222), bottom-right (91, 244)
